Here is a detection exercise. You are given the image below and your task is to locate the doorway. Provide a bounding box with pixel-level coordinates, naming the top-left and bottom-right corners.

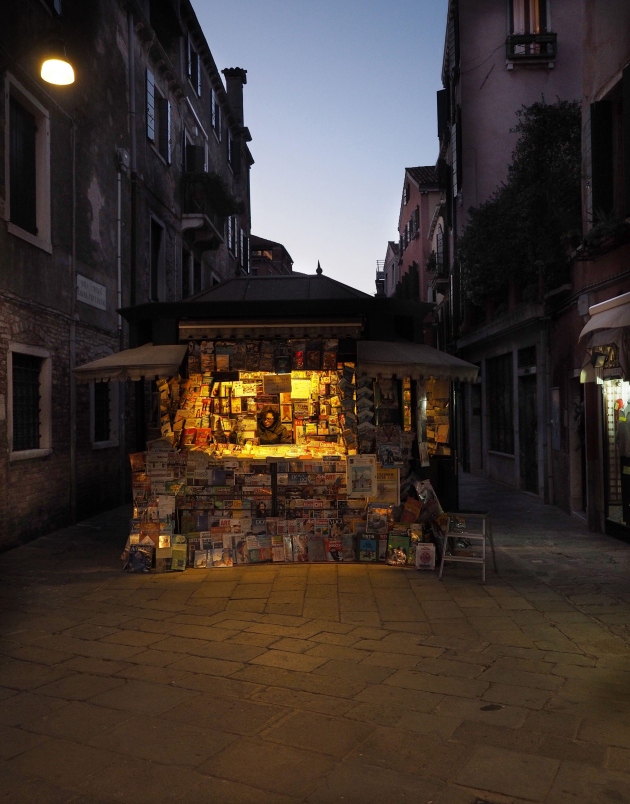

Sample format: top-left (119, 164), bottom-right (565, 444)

top-left (518, 373), bottom-right (538, 493)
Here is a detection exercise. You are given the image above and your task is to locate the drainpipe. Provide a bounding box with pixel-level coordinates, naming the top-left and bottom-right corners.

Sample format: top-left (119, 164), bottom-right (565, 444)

top-left (128, 9), bottom-right (137, 307)
top-left (116, 166), bottom-right (126, 505)
top-left (69, 119), bottom-right (77, 523)
top-left (128, 9), bottom-right (144, 452)
top-left (540, 317), bottom-right (552, 504)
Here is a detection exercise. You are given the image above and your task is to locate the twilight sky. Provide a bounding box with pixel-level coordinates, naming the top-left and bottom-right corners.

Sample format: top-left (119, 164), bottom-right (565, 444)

top-left (196, 0), bottom-right (448, 294)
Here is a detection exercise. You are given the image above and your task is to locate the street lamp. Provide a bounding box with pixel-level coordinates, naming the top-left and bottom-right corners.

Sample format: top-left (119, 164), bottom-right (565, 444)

top-left (40, 38), bottom-right (74, 85)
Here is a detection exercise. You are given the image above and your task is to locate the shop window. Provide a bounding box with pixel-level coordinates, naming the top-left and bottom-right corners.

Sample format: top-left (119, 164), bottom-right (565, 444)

top-left (150, 217), bottom-right (165, 301)
top-left (146, 69), bottom-right (171, 164)
top-left (91, 381), bottom-right (119, 448)
top-left (487, 353), bottom-right (514, 454)
top-left (5, 75), bottom-right (51, 252)
top-left (8, 344), bottom-right (52, 460)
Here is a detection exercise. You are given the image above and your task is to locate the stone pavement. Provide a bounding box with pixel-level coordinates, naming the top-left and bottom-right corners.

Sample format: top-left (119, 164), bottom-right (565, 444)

top-left (1, 473), bottom-right (630, 803)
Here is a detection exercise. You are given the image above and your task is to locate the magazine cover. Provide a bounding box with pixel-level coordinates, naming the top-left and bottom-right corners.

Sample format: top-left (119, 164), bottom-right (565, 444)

top-left (347, 454), bottom-right (377, 498)
top-left (370, 467), bottom-right (400, 505)
top-left (366, 505), bottom-right (390, 535)
top-left (283, 535), bottom-right (294, 561)
top-left (387, 533), bottom-right (410, 565)
top-left (307, 535), bottom-right (327, 562)
top-left (342, 533), bottom-right (356, 561)
top-left (324, 536), bottom-right (343, 562)
top-left (292, 534), bottom-right (308, 562)
top-left (359, 537), bottom-right (377, 562)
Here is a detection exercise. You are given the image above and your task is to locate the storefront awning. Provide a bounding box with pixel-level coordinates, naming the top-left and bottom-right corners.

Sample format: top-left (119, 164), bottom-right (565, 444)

top-left (579, 292), bottom-right (630, 340)
top-left (356, 341), bottom-right (479, 382)
top-left (73, 344), bottom-right (188, 382)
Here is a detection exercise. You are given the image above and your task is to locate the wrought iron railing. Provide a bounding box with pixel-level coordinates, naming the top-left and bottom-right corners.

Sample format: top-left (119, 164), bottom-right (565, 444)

top-left (506, 32), bottom-right (557, 60)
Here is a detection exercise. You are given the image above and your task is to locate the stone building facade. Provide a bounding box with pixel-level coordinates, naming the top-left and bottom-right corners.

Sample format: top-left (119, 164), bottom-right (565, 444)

top-left (0, 0), bottom-right (252, 548)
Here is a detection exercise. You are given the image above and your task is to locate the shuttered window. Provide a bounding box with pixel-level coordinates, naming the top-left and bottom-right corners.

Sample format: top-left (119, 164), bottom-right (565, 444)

top-left (12, 353), bottom-right (42, 451)
top-left (187, 35), bottom-right (201, 96)
top-left (158, 96), bottom-right (171, 163)
top-left (211, 89), bottom-right (221, 140)
top-left (147, 69), bottom-right (155, 141)
top-left (147, 69), bottom-right (171, 163)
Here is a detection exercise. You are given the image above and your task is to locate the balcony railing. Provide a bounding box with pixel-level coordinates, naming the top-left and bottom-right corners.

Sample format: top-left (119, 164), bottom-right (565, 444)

top-left (506, 32), bottom-right (557, 61)
top-left (181, 173), bottom-right (225, 235)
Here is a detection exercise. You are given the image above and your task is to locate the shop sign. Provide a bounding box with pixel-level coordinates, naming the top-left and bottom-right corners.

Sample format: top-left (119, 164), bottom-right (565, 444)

top-left (263, 374), bottom-right (292, 394)
top-left (77, 274), bottom-right (106, 310)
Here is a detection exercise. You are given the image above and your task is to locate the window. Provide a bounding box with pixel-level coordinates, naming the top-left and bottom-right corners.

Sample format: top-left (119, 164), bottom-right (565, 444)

top-left (590, 67), bottom-right (630, 223)
top-left (403, 183), bottom-right (410, 204)
top-left (8, 344), bottom-right (52, 459)
top-left (91, 381), bottom-right (118, 447)
top-left (187, 35), bottom-right (201, 96)
top-left (510, 0), bottom-right (548, 34)
top-left (239, 229), bottom-right (246, 269)
top-left (5, 75), bottom-right (51, 252)
top-left (150, 217), bottom-right (165, 301)
top-left (507, 0), bottom-right (555, 60)
top-left (146, 69), bottom-right (171, 164)
top-left (227, 215), bottom-right (235, 254)
top-left (487, 353), bottom-right (514, 454)
top-left (42, 0), bottom-right (62, 15)
top-left (211, 89), bottom-right (221, 141)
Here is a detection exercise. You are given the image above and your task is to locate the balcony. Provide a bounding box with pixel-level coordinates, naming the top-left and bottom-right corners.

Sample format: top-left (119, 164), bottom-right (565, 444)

top-left (181, 172), bottom-right (244, 251)
top-left (506, 32), bottom-right (557, 63)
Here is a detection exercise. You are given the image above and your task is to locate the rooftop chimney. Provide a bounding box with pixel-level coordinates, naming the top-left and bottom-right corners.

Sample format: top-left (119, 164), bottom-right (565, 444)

top-left (222, 67), bottom-right (247, 127)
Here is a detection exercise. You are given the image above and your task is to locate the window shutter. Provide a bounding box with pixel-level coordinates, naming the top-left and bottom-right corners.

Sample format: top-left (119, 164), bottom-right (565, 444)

top-left (186, 35), bottom-right (192, 78)
top-left (147, 69), bottom-right (155, 142)
top-left (196, 54), bottom-right (201, 96)
top-left (623, 65), bottom-right (630, 218)
top-left (239, 229), bottom-right (244, 266)
top-left (227, 133), bottom-right (232, 165)
top-left (211, 89), bottom-right (216, 128)
top-left (158, 97), bottom-right (171, 163)
top-left (217, 104), bottom-right (222, 141)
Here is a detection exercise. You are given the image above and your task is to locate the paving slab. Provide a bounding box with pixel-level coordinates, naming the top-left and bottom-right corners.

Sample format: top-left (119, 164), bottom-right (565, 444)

top-left (2, 473), bottom-right (630, 804)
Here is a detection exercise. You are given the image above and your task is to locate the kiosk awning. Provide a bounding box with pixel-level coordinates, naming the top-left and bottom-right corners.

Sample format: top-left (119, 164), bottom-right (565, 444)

top-left (73, 344), bottom-right (188, 382)
top-left (356, 341), bottom-right (478, 382)
top-left (579, 291), bottom-right (630, 340)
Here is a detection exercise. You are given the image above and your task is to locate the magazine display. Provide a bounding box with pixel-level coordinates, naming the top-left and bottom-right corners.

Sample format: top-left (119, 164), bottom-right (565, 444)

top-left (122, 350), bottom-right (451, 572)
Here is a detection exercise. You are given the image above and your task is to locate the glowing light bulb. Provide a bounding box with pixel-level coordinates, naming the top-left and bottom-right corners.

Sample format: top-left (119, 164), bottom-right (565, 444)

top-left (41, 58), bottom-right (74, 85)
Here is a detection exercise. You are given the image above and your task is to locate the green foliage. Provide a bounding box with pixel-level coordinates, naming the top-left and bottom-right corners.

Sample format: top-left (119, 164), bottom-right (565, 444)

top-left (457, 98), bottom-right (581, 308)
top-left (183, 171), bottom-right (245, 217)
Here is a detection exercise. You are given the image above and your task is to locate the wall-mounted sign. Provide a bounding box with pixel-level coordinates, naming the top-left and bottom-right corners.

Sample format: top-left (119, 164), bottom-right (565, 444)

top-left (263, 374), bottom-right (292, 394)
top-left (77, 274), bottom-right (106, 311)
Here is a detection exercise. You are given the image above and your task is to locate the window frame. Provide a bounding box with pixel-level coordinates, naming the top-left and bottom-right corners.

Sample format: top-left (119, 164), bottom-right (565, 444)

top-left (90, 380), bottom-right (119, 449)
top-left (7, 342), bottom-right (52, 461)
top-left (146, 68), bottom-right (171, 165)
top-left (211, 88), bottom-right (222, 142)
top-left (4, 74), bottom-right (52, 254)
top-left (187, 34), bottom-right (202, 97)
